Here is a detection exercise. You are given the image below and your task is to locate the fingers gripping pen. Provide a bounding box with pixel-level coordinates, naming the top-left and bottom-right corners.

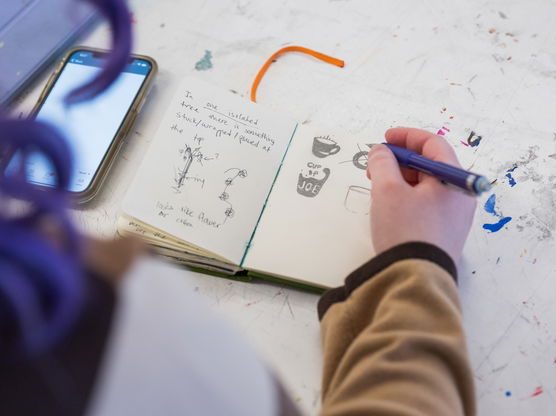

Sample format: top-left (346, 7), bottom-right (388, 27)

top-left (383, 143), bottom-right (492, 196)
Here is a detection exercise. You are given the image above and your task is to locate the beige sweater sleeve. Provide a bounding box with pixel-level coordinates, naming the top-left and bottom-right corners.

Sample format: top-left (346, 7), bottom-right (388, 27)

top-left (318, 243), bottom-right (476, 416)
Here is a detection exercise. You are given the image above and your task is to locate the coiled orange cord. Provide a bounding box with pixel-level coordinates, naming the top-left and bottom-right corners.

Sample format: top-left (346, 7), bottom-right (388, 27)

top-left (250, 46), bottom-right (344, 103)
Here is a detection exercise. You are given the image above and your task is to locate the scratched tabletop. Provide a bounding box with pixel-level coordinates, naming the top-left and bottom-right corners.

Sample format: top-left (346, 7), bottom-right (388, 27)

top-left (12, 0), bottom-right (556, 414)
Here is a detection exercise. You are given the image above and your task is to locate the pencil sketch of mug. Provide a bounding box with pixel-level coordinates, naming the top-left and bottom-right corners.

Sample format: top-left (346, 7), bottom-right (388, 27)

top-left (312, 135), bottom-right (341, 158)
top-left (352, 144), bottom-right (376, 170)
top-left (297, 162), bottom-right (331, 197)
top-left (344, 185), bottom-right (370, 214)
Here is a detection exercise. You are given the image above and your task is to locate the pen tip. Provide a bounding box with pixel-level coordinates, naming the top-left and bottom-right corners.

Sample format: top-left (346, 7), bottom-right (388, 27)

top-left (474, 177), bottom-right (492, 195)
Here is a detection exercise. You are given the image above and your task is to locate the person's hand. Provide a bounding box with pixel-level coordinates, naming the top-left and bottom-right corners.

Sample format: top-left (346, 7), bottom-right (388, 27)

top-left (84, 236), bottom-right (147, 285)
top-left (366, 127), bottom-right (477, 263)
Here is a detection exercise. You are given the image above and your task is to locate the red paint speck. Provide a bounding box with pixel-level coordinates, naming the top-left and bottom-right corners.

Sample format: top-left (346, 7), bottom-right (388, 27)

top-left (460, 140), bottom-right (469, 146)
top-left (530, 386), bottom-right (543, 397)
top-left (449, 116), bottom-right (454, 119)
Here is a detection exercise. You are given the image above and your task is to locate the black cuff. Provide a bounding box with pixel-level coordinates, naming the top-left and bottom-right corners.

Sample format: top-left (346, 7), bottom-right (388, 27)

top-left (317, 242), bottom-right (456, 320)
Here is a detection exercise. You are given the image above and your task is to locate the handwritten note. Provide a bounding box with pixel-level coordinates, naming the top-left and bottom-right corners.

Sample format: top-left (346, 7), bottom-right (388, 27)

top-left (122, 78), bottom-right (297, 264)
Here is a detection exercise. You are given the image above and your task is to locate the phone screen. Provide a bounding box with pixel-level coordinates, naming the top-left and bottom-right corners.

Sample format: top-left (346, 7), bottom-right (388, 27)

top-left (7, 49), bottom-right (153, 193)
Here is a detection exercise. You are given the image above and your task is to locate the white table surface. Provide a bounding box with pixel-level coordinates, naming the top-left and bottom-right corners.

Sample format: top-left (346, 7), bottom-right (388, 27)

top-left (13, 1), bottom-right (556, 414)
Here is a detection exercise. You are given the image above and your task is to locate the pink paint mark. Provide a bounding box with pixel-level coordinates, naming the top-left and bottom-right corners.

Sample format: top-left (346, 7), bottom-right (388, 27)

top-left (272, 290), bottom-right (284, 298)
top-left (519, 385), bottom-right (544, 401)
top-left (533, 315), bottom-right (541, 327)
top-left (244, 299), bottom-right (262, 307)
top-left (449, 116), bottom-right (454, 119)
top-left (530, 386), bottom-right (543, 397)
top-left (460, 140), bottom-right (469, 146)
top-left (129, 12), bottom-right (137, 24)
top-left (436, 126), bottom-right (451, 135)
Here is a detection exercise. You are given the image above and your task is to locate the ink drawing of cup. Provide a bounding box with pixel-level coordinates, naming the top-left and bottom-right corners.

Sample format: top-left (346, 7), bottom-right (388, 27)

top-left (312, 135), bottom-right (341, 158)
top-left (344, 185), bottom-right (370, 214)
top-left (297, 163), bottom-right (331, 198)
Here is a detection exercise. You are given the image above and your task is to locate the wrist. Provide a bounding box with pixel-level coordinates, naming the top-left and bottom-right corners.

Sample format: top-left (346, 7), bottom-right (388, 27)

top-left (318, 241), bottom-right (457, 320)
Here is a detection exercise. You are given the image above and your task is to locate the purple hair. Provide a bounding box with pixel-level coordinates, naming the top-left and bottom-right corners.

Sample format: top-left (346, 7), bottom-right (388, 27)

top-left (0, 0), bottom-right (132, 357)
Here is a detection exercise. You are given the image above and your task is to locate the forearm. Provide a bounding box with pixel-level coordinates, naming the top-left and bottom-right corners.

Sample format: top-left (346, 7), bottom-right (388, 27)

top-left (318, 242), bottom-right (476, 416)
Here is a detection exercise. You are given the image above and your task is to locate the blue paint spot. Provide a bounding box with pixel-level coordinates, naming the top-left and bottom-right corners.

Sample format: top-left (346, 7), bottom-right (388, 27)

top-left (505, 391), bottom-right (512, 397)
top-left (194, 50), bottom-right (213, 71)
top-left (505, 172), bottom-right (516, 187)
top-left (483, 216), bottom-right (512, 232)
top-left (484, 194), bottom-right (498, 215)
top-left (483, 193), bottom-right (513, 232)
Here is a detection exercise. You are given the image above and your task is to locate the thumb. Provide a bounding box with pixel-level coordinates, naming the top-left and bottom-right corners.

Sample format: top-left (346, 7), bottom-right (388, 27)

top-left (367, 144), bottom-right (405, 186)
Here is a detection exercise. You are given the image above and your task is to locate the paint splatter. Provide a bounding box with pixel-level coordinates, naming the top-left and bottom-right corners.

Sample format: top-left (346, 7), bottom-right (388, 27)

top-left (437, 126), bottom-right (450, 136)
top-left (129, 12), bottom-right (137, 24)
top-left (483, 193), bottom-right (512, 232)
top-left (484, 194), bottom-right (498, 215)
top-left (505, 172), bottom-right (516, 186)
top-left (195, 50), bottom-right (213, 71)
top-left (530, 386), bottom-right (543, 398)
top-left (505, 391), bottom-right (512, 397)
top-left (244, 299), bottom-right (262, 307)
top-left (505, 166), bottom-right (517, 187)
top-left (460, 140), bottom-right (469, 147)
top-left (483, 217), bottom-right (512, 232)
top-left (466, 131), bottom-right (482, 147)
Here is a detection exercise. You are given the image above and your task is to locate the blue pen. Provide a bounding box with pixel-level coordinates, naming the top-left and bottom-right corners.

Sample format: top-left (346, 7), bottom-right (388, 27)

top-left (383, 143), bottom-right (492, 195)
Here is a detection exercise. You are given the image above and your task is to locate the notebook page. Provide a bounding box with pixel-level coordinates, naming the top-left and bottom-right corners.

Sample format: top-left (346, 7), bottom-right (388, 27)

top-left (123, 78), bottom-right (297, 265)
top-left (243, 125), bottom-right (375, 288)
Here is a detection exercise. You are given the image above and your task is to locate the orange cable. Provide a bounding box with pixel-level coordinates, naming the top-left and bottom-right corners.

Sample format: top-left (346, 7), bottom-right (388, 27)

top-left (250, 46), bottom-right (344, 103)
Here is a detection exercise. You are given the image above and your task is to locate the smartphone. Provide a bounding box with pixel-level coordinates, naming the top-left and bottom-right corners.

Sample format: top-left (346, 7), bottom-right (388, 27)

top-left (7, 46), bottom-right (157, 203)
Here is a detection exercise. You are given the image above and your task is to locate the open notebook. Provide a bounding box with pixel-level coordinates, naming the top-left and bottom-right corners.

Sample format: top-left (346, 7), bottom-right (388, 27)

top-left (119, 78), bottom-right (374, 290)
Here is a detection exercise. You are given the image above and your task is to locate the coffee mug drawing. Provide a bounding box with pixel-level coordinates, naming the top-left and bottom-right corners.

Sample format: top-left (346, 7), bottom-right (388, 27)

top-left (344, 185), bottom-right (370, 214)
top-left (297, 166), bottom-right (331, 198)
top-left (312, 135), bottom-right (341, 158)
